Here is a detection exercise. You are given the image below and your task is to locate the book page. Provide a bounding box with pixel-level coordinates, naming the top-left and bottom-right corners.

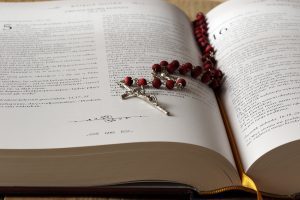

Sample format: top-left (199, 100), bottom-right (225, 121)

top-left (207, 0), bottom-right (300, 170)
top-left (0, 0), bottom-right (236, 166)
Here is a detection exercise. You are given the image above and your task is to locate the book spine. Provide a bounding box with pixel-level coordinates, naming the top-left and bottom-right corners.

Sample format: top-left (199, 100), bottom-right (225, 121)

top-left (193, 12), bottom-right (264, 200)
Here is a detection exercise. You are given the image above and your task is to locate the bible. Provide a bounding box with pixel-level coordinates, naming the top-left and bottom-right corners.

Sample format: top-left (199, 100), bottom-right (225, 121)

top-left (0, 0), bottom-right (299, 199)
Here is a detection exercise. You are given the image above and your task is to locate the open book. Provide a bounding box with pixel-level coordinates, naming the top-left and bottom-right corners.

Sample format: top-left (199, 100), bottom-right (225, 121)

top-left (0, 0), bottom-right (300, 198)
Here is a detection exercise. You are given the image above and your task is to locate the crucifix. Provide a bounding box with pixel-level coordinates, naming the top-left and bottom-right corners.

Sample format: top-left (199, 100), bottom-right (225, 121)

top-left (118, 81), bottom-right (170, 116)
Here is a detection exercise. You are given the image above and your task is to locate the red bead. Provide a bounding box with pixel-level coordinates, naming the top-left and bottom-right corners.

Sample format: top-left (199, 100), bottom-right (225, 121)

top-left (160, 60), bottom-right (168, 67)
top-left (137, 78), bottom-right (147, 86)
top-left (202, 55), bottom-right (216, 65)
top-left (194, 28), bottom-right (206, 35)
top-left (197, 37), bottom-right (208, 43)
top-left (176, 78), bottom-right (186, 88)
top-left (195, 28), bottom-right (208, 37)
top-left (197, 37), bottom-right (204, 43)
top-left (152, 64), bottom-right (161, 72)
top-left (171, 60), bottom-right (180, 68)
top-left (152, 78), bottom-right (162, 89)
top-left (196, 33), bottom-right (208, 40)
top-left (193, 20), bottom-right (205, 29)
top-left (201, 71), bottom-right (212, 84)
top-left (194, 28), bottom-right (201, 34)
top-left (204, 45), bottom-right (214, 54)
top-left (184, 62), bottom-right (193, 70)
top-left (194, 19), bottom-right (207, 28)
top-left (191, 66), bottom-right (202, 79)
top-left (202, 54), bottom-right (210, 62)
top-left (200, 41), bottom-right (209, 49)
top-left (166, 63), bottom-right (177, 74)
top-left (195, 33), bottom-right (203, 38)
top-left (166, 80), bottom-right (175, 90)
top-left (179, 63), bottom-right (193, 75)
top-left (203, 61), bottom-right (213, 71)
top-left (197, 37), bottom-right (209, 48)
top-left (179, 66), bottom-right (188, 75)
top-left (196, 12), bottom-right (205, 22)
top-left (214, 69), bottom-right (223, 79)
top-left (200, 24), bottom-right (208, 31)
top-left (124, 76), bottom-right (133, 86)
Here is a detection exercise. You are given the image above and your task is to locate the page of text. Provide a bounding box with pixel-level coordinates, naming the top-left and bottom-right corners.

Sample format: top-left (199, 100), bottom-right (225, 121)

top-left (0, 0), bottom-right (236, 166)
top-left (207, 0), bottom-right (300, 170)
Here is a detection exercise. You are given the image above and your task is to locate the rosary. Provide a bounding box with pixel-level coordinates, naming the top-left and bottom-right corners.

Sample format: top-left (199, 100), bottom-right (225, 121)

top-left (118, 12), bottom-right (223, 116)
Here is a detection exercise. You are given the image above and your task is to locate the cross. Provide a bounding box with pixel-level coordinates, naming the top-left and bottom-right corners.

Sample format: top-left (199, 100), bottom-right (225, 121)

top-left (118, 81), bottom-right (170, 116)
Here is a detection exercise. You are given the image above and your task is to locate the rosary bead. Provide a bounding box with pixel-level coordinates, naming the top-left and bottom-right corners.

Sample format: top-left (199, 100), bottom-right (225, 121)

top-left (124, 76), bottom-right (133, 86)
top-left (191, 66), bottom-right (202, 79)
top-left (152, 78), bottom-right (162, 89)
top-left (166, 63), bottom-right (177, 74)
top-left (184, 62), bottom-right (193, 70)
top-left (200, 24), bottom-right (208, 31)
top-left (203, 61), bottom-right (213, 70)
top-left (201, 71), bottom-right (211, 84)
top-left (195, 33), bottom-right (204, 39)
top-left (176, 78), bottom-right (186, 88)
top-left (197, 37), bottom-right (208, 44)
top-left (152, 64), bottom-right (162, 72)
top-left (179, 66), bottom-right (188, 75)
top-left (195, 28), bottom-right (208, 37)
top-left (171, 60), bottom-right (180, 68)
top-left (204, 45), bottom-right (214, 54)
top-left (194, 27), bottom-right (206, 35)
top-left (179, 63), bottom-right (193, 75)
top-left (197, 37), bottom-right (209, 49)
top-left (214, 69), bottom-right (223, 79)
top-left (200, 41), bottom-right (209, 50)
top-left (166, 79), bottom-right (175, 90)
top-left (137, 78), bottom-right (147, 86)
top-left (202, 55), bottom-right (216, 65)
top-left (196, 12), bottom-right (205, 23)
top-left (160, 60), bottom-right (168, 67)
top-left (178, 68), bottom-right (185, 75)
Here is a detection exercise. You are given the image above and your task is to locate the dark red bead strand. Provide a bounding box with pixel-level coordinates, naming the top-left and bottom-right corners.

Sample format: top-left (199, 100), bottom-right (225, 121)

top-left (151, 59), bottom-right (220, 90)
top-left (192, 12), bottom-right (224, 90)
